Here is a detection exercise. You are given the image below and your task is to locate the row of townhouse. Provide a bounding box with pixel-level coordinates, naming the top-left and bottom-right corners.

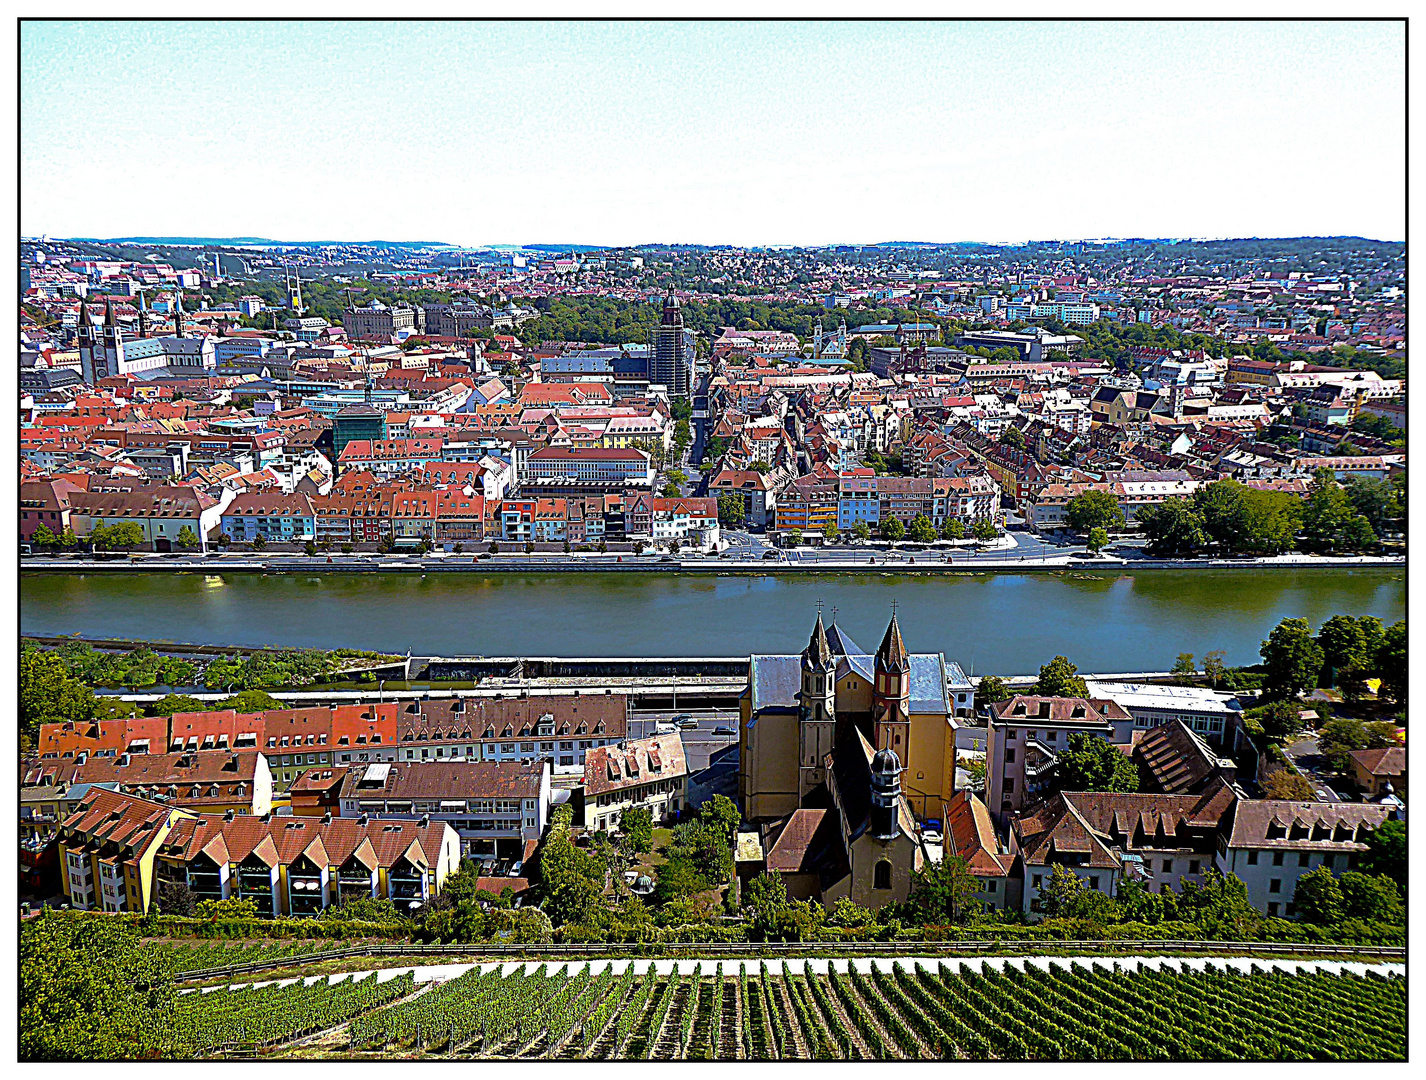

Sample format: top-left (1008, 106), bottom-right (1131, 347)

top-left (775, 469), bottom-right (1002, 533)
top-left (54, 785), bottom-right (461, 915)
top-left (33, 693), bottom-right (632, 789)
top-left (1026, 475), bottom-right (1204, 531)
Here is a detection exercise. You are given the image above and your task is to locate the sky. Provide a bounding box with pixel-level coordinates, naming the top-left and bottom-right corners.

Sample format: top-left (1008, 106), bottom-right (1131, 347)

top-left (21, 20), bottom-right (1406, 247)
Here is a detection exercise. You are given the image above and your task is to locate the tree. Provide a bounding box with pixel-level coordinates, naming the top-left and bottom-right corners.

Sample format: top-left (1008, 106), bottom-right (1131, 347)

top-left (219, 689), bottom-right (282, 712)
top-left (1262, 769), bottom-right (1315, 800)
top-left (1291, 865), bottom-right (1343, 924)
top-left (1031, 655), bottom-right (1087, 697)
top-left (20, 910), bottom-right (174, 1060)
top-left (1056, 732), bottom-right (1140, 793)
top-left (304, 539), bottom-right (318, 556)
top-left (1301, 468), bottom-right (1376, 553)
top-left (1201, 649), bottom-right (1227, 689)
top-left (1172, 653), bottom-right (1196, 676)
top-left (1038, 863), bottom-right (1087, 918)
top-left (977, 674), bottom-right (1012, 703)
top-left (907, 513), bottom-right (937, 544)
top-left (880, 516), bottom-right (905, 541)
top-left (1338, 872), bottom-right (1403, 922)
top-left (1253, 699), bottom-right (1303, 743)
top-left (716, 493), bottom-right (746, 526)
top-left (1375, 620), bottom-right (1406, 705)
top-left (940, 518), bottom-right (965, 541)
top-left (1065, 489), bottom-right (1124, 534)
top-left (1317, 718), bottom-right (1369, 773)
top-left (1259, 617), bottom-right (1323, 700)
top-left (251, 532), bottom-right (268, 550)
top-left (821, 520), bottom-right (839, 542)
top-left (618, 806), bottom-right (654, 854)
top-left (999, 425), bottom-right (1025, 450)
top-left (31, 523), bottom-right (58, 548)
top-left (1316, 615), bottom-right (1371, 686)
top-left (20, 649), bottom-right (96, 745)
top-left (660, 483), bottom-right (681, 498)
top-left (1343, 475), bottom-right (1397, 536)
top-left (1085, 526), bottom-right (1109, 554)
top-left (1137, 499), bottom-right (1206, 556)
top-left (852, 521), bottom-right (872, 542)
top-left (784, 529), bottom-right (803, 548)
top-left (972, 517), bottom-right (998, 543)
top-left (1176, 869), bottom-right (1259, 933)
top-left (1193, 479), bottom-right (1250, 552)
top-left (697, 794), bottom-right (741, 847)
top-left (175, 526), bottom-right (198, 550)
top-left (155, 878), bottom-right (198, 916)
top-left (904, 855), bottom-right (982, 924)
top-left (145, 694), bottom-right (208, 717)
top-left (1357, 821), bottom-right (1406, 892)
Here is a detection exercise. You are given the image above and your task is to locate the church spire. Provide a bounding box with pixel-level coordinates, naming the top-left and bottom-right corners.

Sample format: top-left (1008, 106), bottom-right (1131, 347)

top-left (173, 288), bottom-right (185, 337)
top-left (137, 290), bottom-right (150, 338)
top-left (875, 609), bottom-right (910, 674)
top-left (802, 608), bottom-right (834, 671)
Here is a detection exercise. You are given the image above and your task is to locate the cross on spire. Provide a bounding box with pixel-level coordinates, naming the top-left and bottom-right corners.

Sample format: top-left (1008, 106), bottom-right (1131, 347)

top-left (816, 598), bottom-right (824, 616)
top-left (890, 598), bottom-right (898, 617)
top-left (831, 605), bottom-right (838, 623)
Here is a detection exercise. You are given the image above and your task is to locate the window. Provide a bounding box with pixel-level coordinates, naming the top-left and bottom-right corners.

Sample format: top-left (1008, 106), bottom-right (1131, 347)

top-left (1298, 853), bottom-right (1311, 868)
top-left (1189, 860), bottom-right (1200, 874)
top-left (1005, 749), bottom-right (1015, 763)
top-left (1246, 851), bottom-right (1259, 865)
top-left (1003, 778), bottom-right (1014, 792)
top-left (873, 860), bottom-right (892, 890)
top-left (1088, 876), bottom-right (1100, 891)
top-left (1269, 878), bottom-right (1281, 894)
top-left (1032, 874), bottom-right (1042, 889)
top-left (1267, 902), bottom-right (1280, 916)
top-left (1161, 859), bottom-right (1173, 873)
top-left (1272, 852), bottom-right (1284, 867)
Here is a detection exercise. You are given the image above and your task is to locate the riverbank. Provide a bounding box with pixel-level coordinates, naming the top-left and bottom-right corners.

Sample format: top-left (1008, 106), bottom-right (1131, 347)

top-left (19, 552), bottom-right (1406, 574)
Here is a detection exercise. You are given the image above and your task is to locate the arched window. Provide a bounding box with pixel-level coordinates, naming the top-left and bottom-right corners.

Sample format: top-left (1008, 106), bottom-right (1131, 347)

top-left (873, 860), bottom-right (892, 890)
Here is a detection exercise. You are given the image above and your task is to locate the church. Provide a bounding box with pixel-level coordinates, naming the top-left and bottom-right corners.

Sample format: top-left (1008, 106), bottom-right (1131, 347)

top-left (78, 292), bottom-right (216, 383)
top-left (739, 609), bottom-right (962, 823)
top-left (737, 609), bottom-right (963, 908)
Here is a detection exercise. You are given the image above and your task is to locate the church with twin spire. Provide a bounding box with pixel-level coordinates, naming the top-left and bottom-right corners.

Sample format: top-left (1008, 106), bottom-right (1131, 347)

top-left (737, 608), bottom-right (972, 908)
top-left (739, 608), bottom-right (971, 823)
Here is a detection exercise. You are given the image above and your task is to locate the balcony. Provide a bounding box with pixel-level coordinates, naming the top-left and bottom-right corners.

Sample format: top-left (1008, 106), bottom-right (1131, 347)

top-left (287, 875), bottom-right (325, 915)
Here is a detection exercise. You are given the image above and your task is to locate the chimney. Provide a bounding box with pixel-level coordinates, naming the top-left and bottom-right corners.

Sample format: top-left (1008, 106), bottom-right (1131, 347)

top-left (418, 814), bottom-right (430, 827)
top-left (223, 808), bottom-right (235, 822)
top-left (321, 811), bottom-right (332, 824)
top-left (358, 812), bottom-right (369, 826)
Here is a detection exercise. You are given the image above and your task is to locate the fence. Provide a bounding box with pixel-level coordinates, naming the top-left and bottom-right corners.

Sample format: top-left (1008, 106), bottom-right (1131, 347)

top-left (173, 937), bottom-right (1405, 983)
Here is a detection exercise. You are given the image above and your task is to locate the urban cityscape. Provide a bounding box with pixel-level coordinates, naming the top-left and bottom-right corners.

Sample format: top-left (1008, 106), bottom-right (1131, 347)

top-left (17, 18), bottom-right (1407, 1068)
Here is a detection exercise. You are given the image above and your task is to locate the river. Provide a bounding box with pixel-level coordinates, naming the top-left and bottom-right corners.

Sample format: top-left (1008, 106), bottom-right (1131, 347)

top-left (20, 568), bottom-right (1405, 675)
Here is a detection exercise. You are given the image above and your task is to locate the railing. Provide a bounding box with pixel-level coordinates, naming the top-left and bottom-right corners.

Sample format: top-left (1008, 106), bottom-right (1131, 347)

top-left (170, 938), bottom-right (1405, 983)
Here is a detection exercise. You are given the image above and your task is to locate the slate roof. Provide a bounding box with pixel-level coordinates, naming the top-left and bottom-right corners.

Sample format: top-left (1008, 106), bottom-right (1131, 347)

top-left (1348, 747), bottom-right (1405, 777)
top-left (749, 651), bottom-right (950, 718)
top-left (1133, 719), bottom-right (1230, 794)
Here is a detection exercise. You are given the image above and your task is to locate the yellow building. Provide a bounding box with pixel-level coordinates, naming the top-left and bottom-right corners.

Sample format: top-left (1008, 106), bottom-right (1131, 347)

top-left (739, 611), bottom-right (959, 823)
top-left (57, 788), bottom-right (196, 913)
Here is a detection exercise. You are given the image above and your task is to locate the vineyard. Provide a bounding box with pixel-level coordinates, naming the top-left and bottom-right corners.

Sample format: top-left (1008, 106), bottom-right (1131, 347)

top-left (171, 958), bottom-right (1405, 1061)
top-left (146, 939), bottom-right (347, 974)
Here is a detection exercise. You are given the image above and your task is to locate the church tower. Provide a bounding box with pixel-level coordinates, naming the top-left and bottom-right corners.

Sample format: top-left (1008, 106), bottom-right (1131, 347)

top-left (137, 291), bottom-right (150, 339)
top-left (869, 747), bottom-right (903, 840)
top-left (77, 296), bottom-right (102, 383)
top-left (173, 290), bottom-right (186, 337)
top-left (798, 608), bottom-right (838, 798)
top-left (872, 610), bottom-right (911, 760)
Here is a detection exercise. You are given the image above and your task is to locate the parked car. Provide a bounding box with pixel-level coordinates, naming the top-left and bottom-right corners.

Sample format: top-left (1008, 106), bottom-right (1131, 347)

top-left (713, 726), bottom-right (735, 736)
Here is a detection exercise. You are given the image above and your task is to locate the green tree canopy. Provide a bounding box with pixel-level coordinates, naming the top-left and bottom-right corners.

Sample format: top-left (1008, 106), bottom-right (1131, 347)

top-left (1031, 655), bottom-right (1088, 697)
top-left (880, 516), bottom-right (905, 541)
top-left (904, 855), bottom-right (982, 924)
top-left (1358, 821), bottom-right (1406, 892)
top-left (977, 674), bottom-right (1012, 703)
top-left (1259, 617), bottom-right (1324, 700)
top-left (20, 648), bottom-right (97, 745)
top-left (1291, 865), bottom-right (1343, 924)
top-left (619, 806), bottom-right (654, 854)
top-left (716, 493), bottom-right (745, 525)
top-left (1137, 498), bottom-right (1207, 556)
top-left (21, 911), bottom-right (174, 1060)
top-left (1056, 732), bottom-right (1140, 793)
top-left (907, 513), bottom-right (938, 543)
top-left (1301, 469), bottom-right (1376, 553)
top-left (1375, 620), bottom-right (1406, 705)
top-left (1065, 489), bottom-right (1124, 534)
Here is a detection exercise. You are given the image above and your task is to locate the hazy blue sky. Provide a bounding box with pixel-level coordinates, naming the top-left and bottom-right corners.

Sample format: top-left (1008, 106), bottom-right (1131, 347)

top-left (22, 21), bottom-right (1405, 246)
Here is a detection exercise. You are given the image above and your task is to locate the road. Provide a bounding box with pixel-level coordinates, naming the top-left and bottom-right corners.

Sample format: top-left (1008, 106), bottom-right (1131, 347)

top-left (628, 707), bottom-right (738, 772)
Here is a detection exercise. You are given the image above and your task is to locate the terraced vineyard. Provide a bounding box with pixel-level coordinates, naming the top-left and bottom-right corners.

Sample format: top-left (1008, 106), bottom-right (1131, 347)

top-left (145, 939), bottom-right (345, 974)
top-left (190, 959), bottom-right (1406, 1061)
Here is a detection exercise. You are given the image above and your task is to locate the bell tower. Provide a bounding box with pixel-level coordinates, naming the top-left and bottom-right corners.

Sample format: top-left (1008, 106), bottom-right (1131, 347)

top-left (869, 747), bottom-right (902, 840)
top-left (798, 605), bottom-right (838, 799)
top-left (77, 296), bottom-right (101, 382)
top-left (872, 607), bottom-right (911, 761)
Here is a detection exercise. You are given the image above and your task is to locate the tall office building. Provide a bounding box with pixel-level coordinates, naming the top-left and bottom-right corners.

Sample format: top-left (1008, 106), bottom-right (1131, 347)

top-left (648, 290), bottom-right (693, 398)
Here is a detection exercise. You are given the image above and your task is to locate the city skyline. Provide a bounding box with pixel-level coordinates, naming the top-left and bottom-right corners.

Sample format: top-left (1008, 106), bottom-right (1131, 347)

top-left (22, 20), bottom-right (1406, 246)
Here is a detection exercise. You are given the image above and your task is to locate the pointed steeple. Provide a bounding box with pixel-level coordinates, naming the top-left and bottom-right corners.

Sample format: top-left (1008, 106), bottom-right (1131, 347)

top-left (802, 610), bottom-right (834, 671)
top-left (137, 291), bottom-right (150, 338)
top-left (77, 295), bottom-right (94, 326)
top-left (173, 288), bottom-right (185, 337)
top-left (875, 610), bottom-right (910, 674)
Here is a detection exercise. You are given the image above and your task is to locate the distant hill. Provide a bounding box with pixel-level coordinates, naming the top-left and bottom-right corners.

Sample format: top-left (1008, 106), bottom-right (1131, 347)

top-left (72, 237), bottom-right (455, 249)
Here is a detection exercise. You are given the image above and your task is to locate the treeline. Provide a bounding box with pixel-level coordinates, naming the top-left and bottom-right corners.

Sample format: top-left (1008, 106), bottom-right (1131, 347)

top-left (1134, 472), bottom-right (1402, 556)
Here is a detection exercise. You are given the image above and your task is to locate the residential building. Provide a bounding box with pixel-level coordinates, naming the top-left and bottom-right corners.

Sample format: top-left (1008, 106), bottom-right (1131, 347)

top-left (336, 759), bottom-right (551, 860)
top-left (220, 491), bottom-right (317, 542)
top-left (1347, 747), bottom-right (1406, 799)
top-left (985, 695), bottom-right (1135, 818)
top-left (584, 734), bottom-right (689, 832)
top-left (56, 787), bottom-right (196, 913)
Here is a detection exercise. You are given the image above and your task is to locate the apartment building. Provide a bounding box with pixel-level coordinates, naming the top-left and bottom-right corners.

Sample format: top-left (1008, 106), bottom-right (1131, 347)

top-left (584, 735), bottom-right (689, 833)
top-left (56, 787), bottom-right (196, 913)
top-left (985, 695), bottom-right (1135, 818)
